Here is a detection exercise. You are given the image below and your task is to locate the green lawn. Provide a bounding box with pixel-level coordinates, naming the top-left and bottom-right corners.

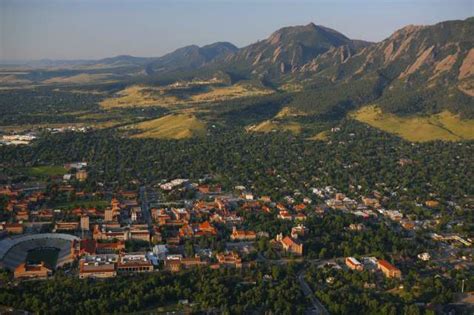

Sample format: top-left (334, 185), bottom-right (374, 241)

top-left (28, 165), bottom-right (67, 177)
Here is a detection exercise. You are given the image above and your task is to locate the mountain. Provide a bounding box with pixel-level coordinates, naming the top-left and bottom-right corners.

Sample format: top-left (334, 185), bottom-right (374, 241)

top-left (96, 55), bottom-right (154, 67)
top-left (147, 42), bottom-right (238, 74)
top-left (221, 23), bottom-right (372, 77)
top-left (2, 19), bottom-right (472, 119)
top-left (285, 17), bottom-right (474, 118)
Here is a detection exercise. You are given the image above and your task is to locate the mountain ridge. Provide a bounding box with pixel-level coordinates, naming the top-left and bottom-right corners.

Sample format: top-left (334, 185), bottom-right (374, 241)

top-left (1, 18), bottom-right (472, 119)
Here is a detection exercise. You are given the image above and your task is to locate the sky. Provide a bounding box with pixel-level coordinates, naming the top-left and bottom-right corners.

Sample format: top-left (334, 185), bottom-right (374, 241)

top-left (1, 0), bottom-right (473, 60)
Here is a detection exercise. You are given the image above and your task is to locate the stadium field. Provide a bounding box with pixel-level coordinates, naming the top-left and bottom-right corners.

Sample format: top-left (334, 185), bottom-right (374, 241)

top-left (25, 247), bottom-right (60, 269)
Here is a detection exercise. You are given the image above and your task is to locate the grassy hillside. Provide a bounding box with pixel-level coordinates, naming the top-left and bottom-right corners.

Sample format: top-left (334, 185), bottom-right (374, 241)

top-left (43, 73), bottom-right (116, 84)
top-left (246, 119), bottom-right (302, 134)
top-left (131, 114), bottom-right (206, 139)
top-left (352, 105), bottom-right (474, 142)
top-left (100, 82), bottom-right (273, 110)
top-left (307, 130), bottom-right (329, 141)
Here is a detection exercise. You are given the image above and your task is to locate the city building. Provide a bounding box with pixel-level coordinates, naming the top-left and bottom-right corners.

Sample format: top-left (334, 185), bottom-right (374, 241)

top-left (117, 253), bottom-right (153, 273)
top-left (377, 259), bottom-right (402, 279)
top-left (230, 227), bottom-right (256, 241)
top-left (79, 255), bottom-right (118, 279)
top-left (277, 234), bottom-right (303, 256)
top-left (81, 215), bottom-right (90, 231)
top-left (216, 251), bottom-right (242, 268)
top-left (76, 170), bottom-right (88, 182)
top-left (345, 257), bottom-right (364, 271)
top-left (14, 262), bottom-right (52, 279)
top-left (1, 223), bottom-right (24, 234)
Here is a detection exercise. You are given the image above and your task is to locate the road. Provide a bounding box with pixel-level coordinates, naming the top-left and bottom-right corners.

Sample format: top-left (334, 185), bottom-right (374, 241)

top-left (298, 270), bottom-right (329, 315)
top-left (139, 186), bottom-right (153, 227)
top-left (257, 253), bottom-right (331, 314)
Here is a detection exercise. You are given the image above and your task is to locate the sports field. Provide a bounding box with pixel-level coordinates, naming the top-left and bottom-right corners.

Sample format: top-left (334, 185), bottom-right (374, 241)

top-left (25, 248), bottom-right (60, 269)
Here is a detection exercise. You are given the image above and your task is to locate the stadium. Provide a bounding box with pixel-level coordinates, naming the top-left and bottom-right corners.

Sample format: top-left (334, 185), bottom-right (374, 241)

top-left (0, 233), bottom-right (79, 271)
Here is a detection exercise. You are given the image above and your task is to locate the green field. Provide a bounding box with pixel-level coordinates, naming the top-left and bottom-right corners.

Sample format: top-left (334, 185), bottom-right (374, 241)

top-left (352, 105), bottom-right (474, 142)
top-left (26, 248), bottom-right (60, 269)
top-left (28, 165), bottom-right (67, 176)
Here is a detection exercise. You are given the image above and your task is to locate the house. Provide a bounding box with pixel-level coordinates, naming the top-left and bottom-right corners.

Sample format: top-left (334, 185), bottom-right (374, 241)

top-left (198, 185), bottom-right (221, 194)
top-left (294, 213), bottom-right (307, 221)
top-left (1, 223), bottom-right (24, 234)
top-left (181, 257), bottom-right (207, 269)
top-left (349, 223), bottom-right (365, 231)
top-left (93, 224), bottom-right (129, 241)
top-left (80, 215), bottom-right (90, 231)
top-left (294, 203), bottom-right (306, 212)
top-left (96, 240), bottom-right (125, 254)
top-left (172, 208), bottom-right (190, 221)
top-left (64, 162), bottom-right (87, 170)
top-left (214, 198), bottom-right (227, 211)
top-left (54, 221), bottom-right (79, 232)
top-left (377, 259), bottom-right (402, 279)
top-left (242, 192), bottom-right (254, 201)
top-left (291, 224), bottom-right (308, 239)
top-left (425, 200), bottom-right (439, 208)
top-left (165, 257), bottom-right (183, 272)
top-left (418, 252), bottom-right (431, 261)
top-left (230, 226), bottom-right (256, 241)
top-left (362, 197), bottom-right (380, 208)
top-left (401, 220), bottom-right (415, 230)
top-left (179, 224), bottom-right (195, 238)
top-left (278, 234), bottom-right (303, 256)
top-left (128, 229), bottom-right (151, 242)
top-left (15, 210), bottom-right (29, 221)
top-left (345, 257), bottom-right (363, 271)
top-left (197, 221), bottom-right (217, 236)
top-left (77, 239), bottom-right (124, 256)
top-left (159, 179), bottom-right (189, 191)
top-left (76, 170), bottom-right (87, 182)
top-left (36, 209), bottom-right (54, 220)
top-left (14, 262), bottom-right (52, 279)
top-left (278, 210), bottom-right (292, 220)
top-left (120, 190), bottom-right (138, 199)
top-left (216, 251), bottom-right (242, 268)
top-left (260, 196), bottom-right (272, 203)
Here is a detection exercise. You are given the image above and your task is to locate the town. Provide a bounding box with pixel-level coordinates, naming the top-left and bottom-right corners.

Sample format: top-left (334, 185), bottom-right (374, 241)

top-left (0, 159), bottom-right (472, 313)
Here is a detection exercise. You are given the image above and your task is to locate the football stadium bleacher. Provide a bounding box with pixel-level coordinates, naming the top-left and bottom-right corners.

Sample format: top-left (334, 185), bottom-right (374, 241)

top-left (0, 233), bottom-right (79, 270)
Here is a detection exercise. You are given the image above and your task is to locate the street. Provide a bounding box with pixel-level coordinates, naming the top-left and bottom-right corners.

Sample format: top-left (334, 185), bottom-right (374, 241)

top-left (298, 270), bottom-right (329, 315)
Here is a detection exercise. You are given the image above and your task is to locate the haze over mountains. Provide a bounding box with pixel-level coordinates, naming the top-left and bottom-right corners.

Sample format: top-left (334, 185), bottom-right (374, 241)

top-left (1, 17), bottom-right (473, 121)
